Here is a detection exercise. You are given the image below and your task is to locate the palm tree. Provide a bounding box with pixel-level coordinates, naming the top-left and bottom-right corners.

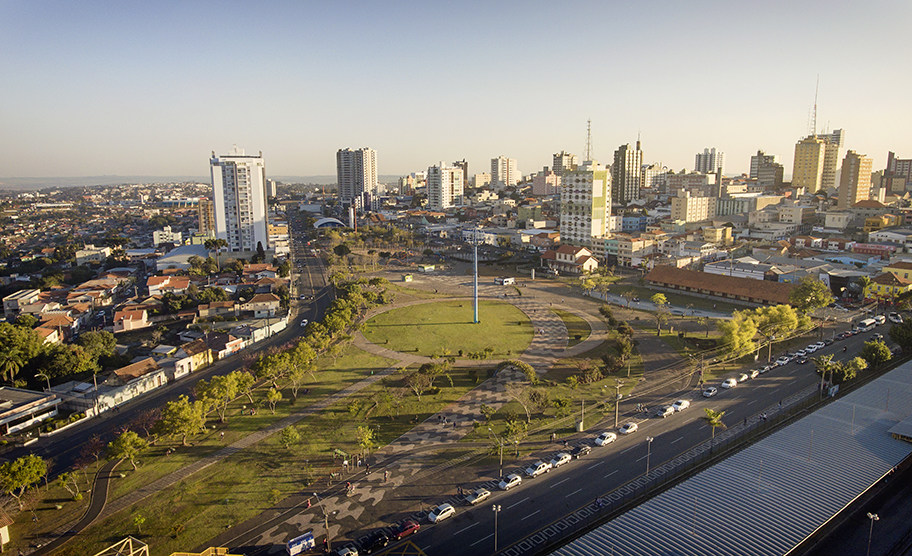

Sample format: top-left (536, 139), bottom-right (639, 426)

top-left (856, 276), bottom-right (872, 302)
top-left (701, 408), bottom-right (726, 447)
top-left (204, 238), bottom-right (230, 272)
top-left (0, 348), bottom-right (23, 384)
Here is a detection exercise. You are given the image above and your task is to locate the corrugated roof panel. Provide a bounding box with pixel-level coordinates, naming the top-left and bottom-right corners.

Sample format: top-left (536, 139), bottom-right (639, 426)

top-left (548, 363), bottom-right (912, 556)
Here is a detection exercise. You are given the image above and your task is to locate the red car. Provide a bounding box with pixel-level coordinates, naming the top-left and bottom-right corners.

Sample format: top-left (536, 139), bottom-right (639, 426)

top-left (393, 519), bottom-right (420, 540)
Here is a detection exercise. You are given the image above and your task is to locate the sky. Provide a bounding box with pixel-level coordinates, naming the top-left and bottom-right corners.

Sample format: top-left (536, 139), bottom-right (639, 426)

top-left (1, 0), bottom-right (911, 182)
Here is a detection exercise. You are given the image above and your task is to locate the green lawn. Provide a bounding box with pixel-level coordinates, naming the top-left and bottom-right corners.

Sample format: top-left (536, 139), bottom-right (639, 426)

top-left (553, 309), bottom-right (591, 347)
top-left (363, 300), bottom-right (533, 358)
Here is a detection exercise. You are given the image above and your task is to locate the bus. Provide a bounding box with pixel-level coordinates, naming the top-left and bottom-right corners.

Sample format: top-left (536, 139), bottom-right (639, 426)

top-left (858, 318), bottom-right (877, 332)
top-left (495, 277), bottom-right (515, 285)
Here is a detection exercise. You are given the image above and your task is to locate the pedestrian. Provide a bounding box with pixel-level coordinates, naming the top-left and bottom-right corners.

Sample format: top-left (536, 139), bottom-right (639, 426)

top-left (220, 431), bottom-right (225, 440)
top-left (453, 421), bottom-right (457, 429)
top-left (384, 470), bottom-right (390, 482)
top-left (744, 418), bottom-right (747, 426)
top-left (357, 458), bottom-right (362, 468)
top-left (778, 400), bottom-right (782, 409)
top-left (366, 463), bottom-right (370, 474)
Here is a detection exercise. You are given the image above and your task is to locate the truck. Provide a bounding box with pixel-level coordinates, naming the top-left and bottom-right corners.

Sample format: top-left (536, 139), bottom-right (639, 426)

top-left (495, 276), bottom-right (515, 285)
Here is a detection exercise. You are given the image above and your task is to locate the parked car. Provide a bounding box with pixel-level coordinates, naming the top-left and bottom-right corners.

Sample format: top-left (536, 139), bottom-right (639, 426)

top-left (813, 341), bottom-right (826, 349)
top-left (619, 422), bottom-right (638, 435)
top-left (524, 460), bottom-right (553, 477)
top-left (570, 445), bottom-right (592, 459)
top-left (824, 338), bottom-right (834, 346)
top-left (703, 387), bottom-right (718, 397)
top-left (300, 319), bottom-right (309, 327)
top-left (737, 373), bottom-right (750, 382)
top-left (393, 519), bottom-right (420, 540)
top-left (330, 546), bottom-right (359, 556)
top-left (499, 474), bottom-right (522, 491)
top-left (428, 503), bottom-right (456, 523)
top-left (776, 355), bottom-right (791, 366)
top-left (872, 333), bottom-right (884, 341)
top-left (655, 406), bottom-right (675, 418)
top-left (672, 399), bottom-right (690, 412)
top-left (721, 378), bottom-right (737, 389)
top-left (596, 431), bottom-right (618, 445)
top-left (795, 349), bottom-right (807, 357)
top-left (889, 312), bottom-right (903, 324)
top-left (550, 453), bottom-right (572, 468)
top-left (362, 531), bottom-right (390, 554)
top-left (797, 357), bottom-right (808, 364)
top-left (749, 369), bottom-right (760, 379)
top-left (805, 345), bottom-right (818, 353)
top-left (465, 488), bottom-right (491, 505)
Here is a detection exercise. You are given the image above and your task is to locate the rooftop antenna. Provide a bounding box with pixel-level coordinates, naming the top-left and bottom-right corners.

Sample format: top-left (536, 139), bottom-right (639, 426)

top-left (584, 119), bottom-right (593, 162)
top-left (809, 75), bottom-right (819, 137)
top-left (636, 129), bottom-right (641, 151)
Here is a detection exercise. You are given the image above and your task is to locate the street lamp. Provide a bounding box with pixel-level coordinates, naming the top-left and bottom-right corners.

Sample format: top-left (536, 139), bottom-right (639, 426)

top-left (866, 512), bottom-right (879, 556)
top-left (646, 437), bottom-right (654, 474)
top-left (492, 504), bottom-right (502, 552)
top-left (488, 428), bottom-right (505, 477)
top-left (313, 492), bottom-right (331, 551)
top-left (614, 380), bottom-right (624, 428)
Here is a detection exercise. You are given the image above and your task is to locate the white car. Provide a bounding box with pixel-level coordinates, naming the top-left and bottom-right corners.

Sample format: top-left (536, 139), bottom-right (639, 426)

top-left (428, 503), bottom-right (456, 523)
top-left (775, 356), bottom-right (790, 366)
top-left (300, 319), bottom-right (309, 327)
top-left (671, 399), bottom-right (690, 412)
top-left (813, 341), bottom-right (826, 350)
top-left (795, 349), bottom-right (807, 357)
top-left (749, 369), bottom-right (760, 379)
top-left (737, 373), bottom-right (750, 383)
top-left (618, 422), bottom-right (638, 435)
top-left (703, 387), bottom-right (718, 397)
top-left (722, 378), bottom-right (737, 389)
top-left (498, 474), bottom-right (522, 491)
top-left (655, 406), bottom-right (675, 418)
top-left (595, 431), bottom-right (618, 445)
top-left (333, 547), bottom-right (359, 556)
top-left (550, 453), bottom-right (572, 468)
top-left (889, 312), bottom-right (904, 324)
top-left (465, 488), bottom-right (491, 505)
top-left (524, 460), bottom-right (552, 477)
top-left (805, 345), bottom-right (818, 353)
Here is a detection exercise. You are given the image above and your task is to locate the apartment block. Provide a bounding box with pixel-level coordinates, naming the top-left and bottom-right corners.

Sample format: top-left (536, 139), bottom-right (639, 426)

top-left (210, 146), bottom-right (269, 253)
top-left (559, 161), bottom-right (610, 248)
top-left (838, 150), bottom-right (873, 210)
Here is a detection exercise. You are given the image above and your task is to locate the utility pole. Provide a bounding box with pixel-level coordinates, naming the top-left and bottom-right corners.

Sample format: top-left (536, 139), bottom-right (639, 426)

top-left (614, 380), bottom-right (623, 428)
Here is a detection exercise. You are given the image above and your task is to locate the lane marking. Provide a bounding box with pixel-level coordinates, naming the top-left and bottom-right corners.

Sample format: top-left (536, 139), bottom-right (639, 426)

top-left (699, 425), bottom-right (708, 430)
top-left (605, 470), bottom-right (618, 479)
top-left (671, 436), bottom-right (684, 444)
top-left (620, 446), bottom-right (636, 454)
top-left (636, 454), bottom-right (648, 462)
top-left (455, 523), bottom-right (478, 535)
top-left (587, 461), bottom-right (605, 470)
top-left (506, 497), bottom-right (529, 510)
top-left (747, 400), bottom-right (757, 405)
top-left (469, 534), bottom-right (493, 547)
top-left (565, 488), bottom-right (582, 498)
top-left (521, 510), bottom-right (541, 521)
top-left (550, 478), bottom-right (571, 489)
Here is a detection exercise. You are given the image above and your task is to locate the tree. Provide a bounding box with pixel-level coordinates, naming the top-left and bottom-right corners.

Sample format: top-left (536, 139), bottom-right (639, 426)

top-left (696, 316), bottom-right (710, 338)
top-left (204, 238), bottom-right (230, 271)
top-left (717, 311), bottom-right (758, 358)
top-left (356, 425), bottom-right (376, 458)
top-left (405, 371), bottom-right (433, 402)
top-left (652, 309), bottom-right (670, 336)
top-left (615, 335), bottom-right (634, 364)
top-left (650, 293), bottom-right (667, 307)
top-left (133, 514), bottom-right (146, 535)
top-left (266, 387), bottom-right (282, 413)
top-left (196, 373), bottom-right (239, 423)
top-left (279, 426), bottom-right (301, 450)
top-left (0, 347), bottom-right (23, 384)
top-left (861, 340), bottom-right (892, 368)
top-left (15, 314), bottom-right (38, 329)
top-left (0, 454), bottom-right (47, 509)
top-left (789, 276), bottom-right (834, 314)
top-left (505, 383), bottom-right (535, 423)
top-left (234, 369), bottom-right (256, 404)
top-left (889, 320), bottom-right (912, 353)
top-left (856, 275), bottom-right (872, 301)
top-left (57, 471), bottom-right (80, 499)
top-left (76, 330), bottom-right (117, 360)
top-left (108, 431), bottom-right (148, 471)
top-left (155, 395), bottom-right (206, 446)
top-left (620, 291), bottom-right (636, 308)
top-left (333, 244), bottom-right (351, 257)
top-left (701, 408), bottom-right (726, 443)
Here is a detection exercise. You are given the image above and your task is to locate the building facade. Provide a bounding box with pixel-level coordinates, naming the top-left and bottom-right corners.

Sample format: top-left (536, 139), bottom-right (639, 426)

top-left (210, 146), bottom-right (269, 253)
top-left (491, 156), bottom-right (519, 190)
top-left (671, 190), bottom-right (717, 222)
top-left (885, 151), bottom-right (912, 193)
top-left (838, 150), bottom-right (873, 210)
top-left (611, 142), bottom-right (643, 205)
top-left (532, 168), bottom-right (561, 196)
top-left (336, 147), bottom-right (378, 203)
top-left (792, 135), bottom-right (840, 193)
top-left (197, 197), bottom-right (216, 237)
top-left (559, 162), bottom-right (610, 247)
top-left (426, 162), bottom-right (465, 210)
top-left (694, 147), bottom-right (724, 175)
top-left (553, 151), bottom-right (579, 175)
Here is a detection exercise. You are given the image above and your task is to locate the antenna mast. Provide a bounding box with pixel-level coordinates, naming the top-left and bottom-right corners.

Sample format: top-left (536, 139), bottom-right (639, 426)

top-left (810, 75), bottom-right (819, 137)
top-left (584, 119), bottom-right (593, 162)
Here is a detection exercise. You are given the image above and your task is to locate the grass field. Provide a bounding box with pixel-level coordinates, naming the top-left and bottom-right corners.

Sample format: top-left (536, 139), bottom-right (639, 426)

top-left (553, 309), bottom-right (591, 347)
top-left (363, 300), bottom-right (533, 357)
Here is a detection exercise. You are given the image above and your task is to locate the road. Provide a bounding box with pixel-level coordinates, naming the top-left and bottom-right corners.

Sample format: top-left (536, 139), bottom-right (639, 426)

top-left (332, 323), bottom-right (889, 556)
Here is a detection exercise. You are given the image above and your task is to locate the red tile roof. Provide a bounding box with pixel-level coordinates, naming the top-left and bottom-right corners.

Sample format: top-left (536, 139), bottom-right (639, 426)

top-left (645, 266), bottom-right (795, 305)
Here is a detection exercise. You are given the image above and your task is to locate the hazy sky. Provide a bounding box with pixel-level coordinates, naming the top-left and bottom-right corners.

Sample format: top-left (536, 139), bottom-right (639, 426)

top-left (2, 0), bottom-right (910, 181)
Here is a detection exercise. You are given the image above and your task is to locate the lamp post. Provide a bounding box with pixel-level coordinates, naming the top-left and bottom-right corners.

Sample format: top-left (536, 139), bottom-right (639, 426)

top-left (614, 380), bottom-right (624, 428)
top-left (646, 436), bottom-right (654, 475)
top-left (492, 504), bottom-right (502, 552)
top-left (866, 512), bottom-right (879, 556)
top-left (313, 492), bottom-right (331, 551)
top-left (489, 428), bottom-right (504, 477)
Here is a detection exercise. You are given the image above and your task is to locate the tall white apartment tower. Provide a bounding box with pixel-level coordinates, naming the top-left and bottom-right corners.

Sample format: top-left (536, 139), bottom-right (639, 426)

top-left (611, 142), bottom-right (643, 204)
top-left (694, 147), bottom-right (725, 175)
top-left (491, 156), bottom-right (519, 190)
top-left (426, 162), bottom-right (465, 210)
top-left (337, 147), bottom-right (378, 203)
top-left (559, 161), bottom-right (611, 248)
top-left (210, 146), bottom-right (269, 253)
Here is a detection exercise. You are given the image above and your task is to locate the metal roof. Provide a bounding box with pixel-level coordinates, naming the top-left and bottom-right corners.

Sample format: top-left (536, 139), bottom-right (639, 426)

top-left (548, 362), bottom-right (912, 556)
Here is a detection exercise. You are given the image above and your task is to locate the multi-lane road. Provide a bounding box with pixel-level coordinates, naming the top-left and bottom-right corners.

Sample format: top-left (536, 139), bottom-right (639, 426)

top-left (353, 325), bottom-right (890, 556)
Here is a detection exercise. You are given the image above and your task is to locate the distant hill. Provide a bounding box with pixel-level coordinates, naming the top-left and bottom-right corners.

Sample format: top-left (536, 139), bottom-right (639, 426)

top-left (0, 174), bottom-right (402, 190)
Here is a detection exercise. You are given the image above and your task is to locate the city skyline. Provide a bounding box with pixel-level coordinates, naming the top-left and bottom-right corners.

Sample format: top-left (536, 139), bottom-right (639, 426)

top-left (1, 1), bottom-right (910, 181)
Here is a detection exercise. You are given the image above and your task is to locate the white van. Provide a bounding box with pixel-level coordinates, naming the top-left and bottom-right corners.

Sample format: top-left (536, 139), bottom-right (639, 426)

top-left (874, 315), bottom-right (886, 325)
top-left (495, 277), bottom-right (515, 285)
top-left (858, 318), bottom-right (877, 332)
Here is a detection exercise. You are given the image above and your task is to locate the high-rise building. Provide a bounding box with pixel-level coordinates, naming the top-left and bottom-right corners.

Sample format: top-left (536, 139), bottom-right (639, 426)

top-left (838, 150), bottom-right (873, 210)
top-left (792, 135), bottom-right (840, 193)
top-left (671, 190), bottom-right (717, 223)
top-left (210, 146), bottom-right (269, 253)
top-left (198, 197), bottom-right (216, 237)
top-left (472, 173), bottom-right (491, 188)
top-left (885, 151), bottom-right (912, 193)
top-left (641, 163), bottom-right (668, 192)
top-left (337, 147), bottom-right (378, 203)
top-left (750, 150), bottom-right (784, 190)
top-left (266, 179), bottom-right (277, 198)
top-left (553, 151), bottom-right (579, 175)
top-left (559, 161), bottom-right (610, 247)
top-left (611, 142), bottom-right (643, 204)
top-left (426, 162), bottom-right (464, 211)
top-left (694, 147), bottom-right (724, 175)
top-left (491, 156), bottom-right (519, 190)
top-left (532, 167), bottom-right (561, 196)
top-left (453, 159), bottom-right (469, 182)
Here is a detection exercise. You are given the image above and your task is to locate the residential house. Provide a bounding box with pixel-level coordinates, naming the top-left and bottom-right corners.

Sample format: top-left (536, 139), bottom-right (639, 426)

top-left (864, 272), bottom-right (912, 302)
top-left (2, 289), bottom-right (41, 319)
top-left (38, 313), bottom-right (78, 341)
top-left (146, 276), bottom-right (190, 296)
top-left (868, 228), bottom-right (912, 252)
top-left (883, 261), bottom-right (912, 281)
top-left (113, 309), bottom-right (150, 333)
top-left (207, 332), bottom-right (245, 360)
top-left (34, 326), bottom-right (61, 345)
top-left (540, 245), bottom-right (598, 274)
top-left (864, 215), bottom-right (901, 234)
top-left (530, 231), bottom-right (560, 250)
top-left (240, 293), bottom-right (281, 318)
top-left (241, 264), bottom-right (278, 281)
top-left (198, 301), bottom-right (238, 319)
